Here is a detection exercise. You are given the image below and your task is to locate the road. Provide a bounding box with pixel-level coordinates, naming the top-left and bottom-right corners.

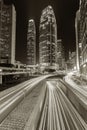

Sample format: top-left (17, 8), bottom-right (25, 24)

top-left (0, 76), bottom-right (87, 130)
top-left (37, 79), bottom-right (87, 130)
top-left (0, 75), bottom-right (49, 124)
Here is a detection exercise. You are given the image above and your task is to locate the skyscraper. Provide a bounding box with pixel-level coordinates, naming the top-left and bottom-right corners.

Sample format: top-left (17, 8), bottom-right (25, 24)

top-left (79, 0), bottom-right (87, 74)
top-left (27, 19), bottom-right (36, 65)
top-left (0, 0), bottom-right (16, 65)
top-left (75, 0), bottom-right (87, 75)
top-left (57, 39), bottom-right (65, 69)
top-left (39, 5), bottom-right (57, 71)
top-left (75, 10), bottom-right (80, 71)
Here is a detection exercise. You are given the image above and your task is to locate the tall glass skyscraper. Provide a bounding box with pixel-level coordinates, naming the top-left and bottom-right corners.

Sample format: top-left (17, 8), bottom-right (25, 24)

top-left (0, 0), bottom-right (16, 65)
top-left (57, 39), bottom-right (65, 69)
top-left (39, 5), bottom-right (57, 70)
top-left (27, 19), bottom-right (36, 65)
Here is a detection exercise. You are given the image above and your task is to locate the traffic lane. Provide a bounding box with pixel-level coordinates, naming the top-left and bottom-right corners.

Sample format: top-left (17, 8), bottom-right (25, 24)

top-left (0, 75), bottom-right (49, 123)
top-left (38, 80), bottom-right (87, 130)
top-left (0, 81), bottom-right (46, 130)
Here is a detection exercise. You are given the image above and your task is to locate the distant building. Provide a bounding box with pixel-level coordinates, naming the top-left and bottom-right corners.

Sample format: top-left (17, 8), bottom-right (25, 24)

top-left (27, 19), bottom-right (36, 65)
top-left (39, 5), bottom-right (57, 71)
top-left (14, 61), bottom-right (26, 69)
top-left (57, 39), bottom-right (65, 70)
top-left (0, 0), bottom-right (16, 65)
top-left (67, 51), bottom-right (76, 71)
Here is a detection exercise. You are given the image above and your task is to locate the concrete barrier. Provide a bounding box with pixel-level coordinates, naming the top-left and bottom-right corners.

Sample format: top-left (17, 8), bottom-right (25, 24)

top-left (59, 79), bottom-right (87, 123)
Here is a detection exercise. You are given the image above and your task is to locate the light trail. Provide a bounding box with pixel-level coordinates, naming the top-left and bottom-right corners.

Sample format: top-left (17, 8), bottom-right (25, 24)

top-left (0, 76), bottom-right (87, 130)
top-left (37, 80), bottom-right (87, 130)
top-left (0, 75), bottom-right (50, 123)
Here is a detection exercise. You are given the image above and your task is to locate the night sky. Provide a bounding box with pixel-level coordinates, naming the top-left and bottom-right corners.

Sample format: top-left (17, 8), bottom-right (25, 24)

top-left (5, 0), bottom-right (79, 63)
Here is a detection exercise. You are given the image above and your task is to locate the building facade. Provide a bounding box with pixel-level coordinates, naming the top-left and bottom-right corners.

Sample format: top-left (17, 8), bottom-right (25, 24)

top-left (0, 0), bottom-right (16, 65)
top-left (27, 19), bottom-right (36, 65)
top-left (75, 0), bottom-right (87, 75)
top-left (39, 5), bottom-right (57, 71)
top-left (80, 0), bottom-right (87, 75)
top-left (75, 10), bottom-right (80, 71)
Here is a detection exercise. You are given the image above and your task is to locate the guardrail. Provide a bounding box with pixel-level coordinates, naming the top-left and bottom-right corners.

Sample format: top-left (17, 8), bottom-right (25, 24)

top-left (59, 78), bottom-right (87, 123)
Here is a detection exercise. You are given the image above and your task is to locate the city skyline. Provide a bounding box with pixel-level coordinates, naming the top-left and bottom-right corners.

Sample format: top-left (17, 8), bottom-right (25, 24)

top-left (5, 0), bottom-right (79, 64)
top-left (0, 1), bottom-right (87, 129)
